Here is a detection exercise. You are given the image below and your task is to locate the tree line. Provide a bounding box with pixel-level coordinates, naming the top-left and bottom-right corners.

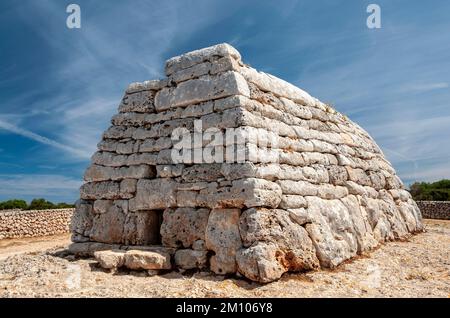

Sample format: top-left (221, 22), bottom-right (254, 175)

top-left (0, 198), bottom-right (75, 211)
top-left (409, 179), bottom-right (450, 201)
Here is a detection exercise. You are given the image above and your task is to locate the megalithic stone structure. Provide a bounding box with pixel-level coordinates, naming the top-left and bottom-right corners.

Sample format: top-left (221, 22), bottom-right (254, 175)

top-left (70, 43), bottom-right (423, 282)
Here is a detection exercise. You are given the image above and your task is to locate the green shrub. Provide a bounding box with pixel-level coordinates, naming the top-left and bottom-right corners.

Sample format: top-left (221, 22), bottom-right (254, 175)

top-left (409, 179), bottom-right (450, 201)
top-left (0, 198), bottom-right (75, 210)
top-left (0, 199), bottom-right (28, 210)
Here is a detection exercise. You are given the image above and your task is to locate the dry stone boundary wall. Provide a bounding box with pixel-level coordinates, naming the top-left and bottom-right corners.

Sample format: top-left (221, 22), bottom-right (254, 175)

top-left (417, 201), bottom-right (450, 220)
top-left (0, 209), bottom-right (74, 240)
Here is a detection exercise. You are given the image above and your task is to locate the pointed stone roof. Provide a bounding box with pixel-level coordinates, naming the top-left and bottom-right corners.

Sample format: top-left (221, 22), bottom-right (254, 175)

top-left (70, 43), bottom-right (423, 282)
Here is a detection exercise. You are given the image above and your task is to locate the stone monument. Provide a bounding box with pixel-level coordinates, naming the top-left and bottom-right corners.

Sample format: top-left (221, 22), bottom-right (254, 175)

top-left (70, 43), bottom-right (423, 282)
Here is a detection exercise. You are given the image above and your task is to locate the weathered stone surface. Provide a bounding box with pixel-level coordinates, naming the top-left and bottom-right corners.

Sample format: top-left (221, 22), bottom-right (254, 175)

top-left (123, 211), bottom-right (161, 245)
top-left (169, 56), bottom-right (240, 83)
top-left (89, 202), bottom-right (126, 244)
top-left (80, 181), bottom-right (121, 200)
top-left (236, 242), bottom-right (286, 283)
top-left (195, 178), bottom-right (282, 209)
top-left (140, 137), bottom-right (172, 153)
top-left (68, 242), bottom-right (121, 257)
top-left (174, 249), bottom-right (208, 269)
top-left (165, 43), bottom-right (241, 75)
top-left (71, 200), bottom-right (93, 239)
top-left (72, 43), bottom-right (424, 283)
top-left (126, 79), bottom-right (168, 94)
top-left (304, 197), bottom-right (359, 267)
top-left (68, 242), bottom-right (175, 257)
top-left (240, 66), bottom-right (316, 107)
top-left (123, 250), bottom-right (171, 270)
top-left (205, 209), bottom-right (242, 274)
top-left (84, 164), bottom-right (155, 182)
top-left (238, 208), bottom-right (319, 276)
top-left (155, 71), bottom-right (249, 111)
top-left (94, 250), bottom-right (125, 269)
top-left (129, 179), bottom-right (178, 211)
top-left (161, 208), bottom-right (210, 248)
top-left (278, 195), bottom-right (307, 209)
top-left (119, 90), bottom-right (155, 113)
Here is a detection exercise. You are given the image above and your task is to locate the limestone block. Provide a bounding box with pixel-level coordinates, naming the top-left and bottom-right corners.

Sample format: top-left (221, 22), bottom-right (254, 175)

top-left (118, 90), bottom-right (155, 113)
top-left (238, 208), bottom-right (319, 273)
top-left (94, 250), bottom-right (125, 270)
top-left (344, 181), bottom-right (368, 196)
top-left (279, 97), bottom-right (313, 120)
top-left (71, 200), bottom-right (93, 238)
top-left (327, 165), bottom-right (349, 185)
top-left (192, 239), bottom-right (206, 251)
top-left (91, 152), bottom-right (128, 167)
top-left (129, 179), bottom-right (178, 211)
top-left (229, 178), bottom-right (281, 208)
top-left (181, 164), bottom-right (223, 182)
top-left (97, 140), bottom-right (118, 152)
top-left (84, 164), bottom-right (155, 182)
top-left (126, 153), bottom-right (158, 166)
top-left (174, 249), bottom-right (208, 269)
top-left (165, 43), bottom-right (241, 75)
top-left (139, 137), bottom-right (172, 153)
top-left (111, 112), bottom-right (146, 126)
top-left (316, 184), bottom-right (348, 200)
top-left (68, 242), bottom-right (121, 257)
top-left (169, 56), bottom-right (240, 83)
top-left (160, 208), bottom-right (210, 248)
top-left (377, 193), bottom-right (410, 239)
top-left (287, 208), bottom-right (313, 225)
top-left (126, 79), bottom-right (168, 94)
top-left (277, 180), bottom-right (318, 196)
top-left (220, 163), bottom-right (257, 180)
top-left (236, 242), bottom-right (286, 283)
top-left (156, 164), bottom-right (184, 178)
top-left (80, 181), bottom-right (121, 200)
top-left (304, 197), bottom-right (359, 267)
top-left (89, 203), bottom-right (126, 244)
top-left (93, 200), bottom-right (113, 214)
top-left (120, 179), bottom-right (137, 196)
top-left (155, 71), bottom-right (250, 111)
top-left (116, 140), bottom-right (139, 154)
top-left (346, 167), bottom-right (371, 186)
top-left (364, 198), bottom-right (394, 242)
top-left (176, 190), bottom-right (198, 208)
top-left (340, 195), bottom-right (378, 252)
top-left (240, 66), bottom-right (316, 107)
top-left (279, 195), bottom-right (307, 209)
top-left (205, 209), bottom-right (242, 274)
top-left (123, 211), bottom-right (161, 245)
top-left (124, 250), bottom-right (171, 270)
top-left (103, 125), bottom-right (136, 140)
top-left (180, 101), bottom-right (214, 118)
top-left (195, 178), bottom-right (281, 209)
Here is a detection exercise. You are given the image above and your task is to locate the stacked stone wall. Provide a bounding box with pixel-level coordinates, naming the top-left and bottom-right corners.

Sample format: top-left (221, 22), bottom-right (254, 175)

top-left (417, 201), bottom-right (450, 220)
top-left (0, 209), bottom-right (74, 240)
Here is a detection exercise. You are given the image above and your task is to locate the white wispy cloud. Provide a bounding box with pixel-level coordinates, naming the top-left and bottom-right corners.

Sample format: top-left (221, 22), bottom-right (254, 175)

top-left (0, 174), bottom-right (82, 202)
top-left (4, 0), bottom-right (231, 165)
top-left (0, 119), bottom-right (91, 159)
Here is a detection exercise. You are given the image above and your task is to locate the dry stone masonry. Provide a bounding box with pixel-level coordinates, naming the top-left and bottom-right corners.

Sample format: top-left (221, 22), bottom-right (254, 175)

top-left (417, 201), bottom-right (450, 220)
top-left (70, 43), bottom-right (424, 282)
top-left (0, 209), bottom-right (74, 240)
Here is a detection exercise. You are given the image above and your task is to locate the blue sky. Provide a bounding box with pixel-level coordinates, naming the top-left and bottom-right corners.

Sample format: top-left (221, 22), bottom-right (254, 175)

top-left (0, 0), bottom-right (449, 203)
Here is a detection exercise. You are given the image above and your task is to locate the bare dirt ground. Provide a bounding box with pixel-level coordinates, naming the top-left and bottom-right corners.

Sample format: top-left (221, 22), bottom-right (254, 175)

top-left (0, 219), bottom-right (448, 298)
